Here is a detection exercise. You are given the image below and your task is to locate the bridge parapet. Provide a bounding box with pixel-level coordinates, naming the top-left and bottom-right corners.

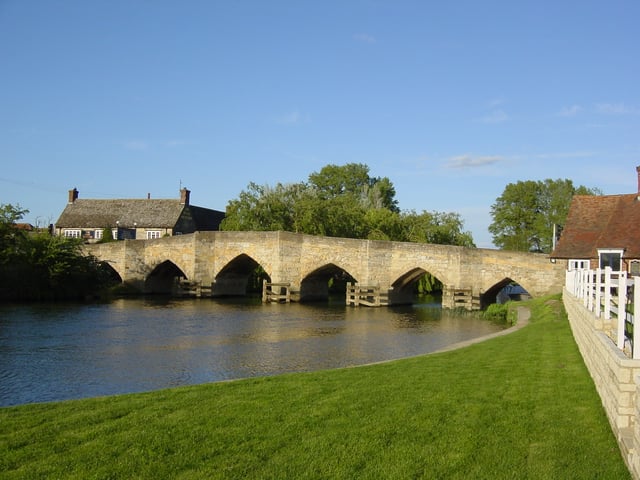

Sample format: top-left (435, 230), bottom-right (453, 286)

top-left (85, 231), bottom-right (565, 308)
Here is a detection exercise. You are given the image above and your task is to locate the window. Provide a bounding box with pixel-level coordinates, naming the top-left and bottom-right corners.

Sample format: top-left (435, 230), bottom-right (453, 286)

top-left (94, 229), bottom-right (103, 240)
top-left (63, 229), bottom-right (81, 238)
top-left (568, 259), bottom-right (590, 271)
top-left (146, 230), bottom-right (162, 239)
top-left (598, 249), bottom-right (623, 271)
top-left (630, 261), bottom-right (640, 276)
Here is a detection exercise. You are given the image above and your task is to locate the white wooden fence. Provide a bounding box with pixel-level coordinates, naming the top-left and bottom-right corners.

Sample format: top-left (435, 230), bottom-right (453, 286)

top-left (566, 267), bottom-right (640, 359)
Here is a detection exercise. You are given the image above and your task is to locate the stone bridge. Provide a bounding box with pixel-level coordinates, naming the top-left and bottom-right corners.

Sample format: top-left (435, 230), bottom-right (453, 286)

top-left (85, 231), bottom-right (565, 309)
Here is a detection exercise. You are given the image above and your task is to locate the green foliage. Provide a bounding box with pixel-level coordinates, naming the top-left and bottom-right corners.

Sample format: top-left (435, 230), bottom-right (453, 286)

top-left (0, 203), bottom-right (115, 301)
top-left (0, 204), bottom-right (29, 264)
top-left (402, 210), bottom-right (475, 247)
top-left (482, 302), bottom-right (510, 323)
top-left (489, 178), bottom-right (600, 252)
top-left (221, 163), bottom-right (475, 249)
top-left (99, 227), bottom-right (114, 243)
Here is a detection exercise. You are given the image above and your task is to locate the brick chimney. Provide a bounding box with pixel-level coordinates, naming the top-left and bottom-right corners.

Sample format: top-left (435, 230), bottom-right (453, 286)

top-left (637, 166), bottom-right (640, 194)
top-left (68, 188), bottom-right (79, 204)
top-left (180, 187), bottom-right (190, 205)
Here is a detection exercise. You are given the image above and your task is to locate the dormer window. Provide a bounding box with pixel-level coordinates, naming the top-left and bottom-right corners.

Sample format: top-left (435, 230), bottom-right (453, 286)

top-left (598, 249), bottom-right (623, 271)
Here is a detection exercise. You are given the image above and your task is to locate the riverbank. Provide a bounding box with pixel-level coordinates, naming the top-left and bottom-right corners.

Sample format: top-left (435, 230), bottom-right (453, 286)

top-left (0, 295), bottom-right (630, 479)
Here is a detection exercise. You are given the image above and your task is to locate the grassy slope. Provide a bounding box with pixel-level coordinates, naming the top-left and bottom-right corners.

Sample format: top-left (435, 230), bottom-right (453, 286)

top-left (0, 296), bottom-right (631, 479)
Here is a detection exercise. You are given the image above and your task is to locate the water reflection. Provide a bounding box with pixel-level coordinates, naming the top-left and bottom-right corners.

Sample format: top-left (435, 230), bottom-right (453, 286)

top-left (0, 297), bottom-right (505, 406)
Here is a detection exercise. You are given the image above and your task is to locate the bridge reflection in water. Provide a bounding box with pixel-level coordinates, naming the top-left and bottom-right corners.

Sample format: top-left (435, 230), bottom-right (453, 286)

top-left (0, 297), bottom-right (509, 407)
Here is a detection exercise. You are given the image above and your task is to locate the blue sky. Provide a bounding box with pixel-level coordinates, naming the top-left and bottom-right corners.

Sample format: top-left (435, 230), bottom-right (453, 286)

top-left (1, 1), bottom-right (638, 248)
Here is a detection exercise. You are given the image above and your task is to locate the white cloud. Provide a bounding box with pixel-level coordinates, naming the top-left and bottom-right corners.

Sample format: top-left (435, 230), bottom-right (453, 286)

top-left (478, 109), bottom-right (509, 124)
top-left (353, 33), bottom-right (376, 44)
top-left (275, 110), bottom-right (310, 125)
top-left (557, 105), bottom-right (582, 117)
top-left (446, 154), bottom-right (505, 169)
top-left (486, 97), bottom-right (505, 108)
top-left (123, 140), bottom-right (148, 151)
top-left (596, 102), bottom-right (639, 115)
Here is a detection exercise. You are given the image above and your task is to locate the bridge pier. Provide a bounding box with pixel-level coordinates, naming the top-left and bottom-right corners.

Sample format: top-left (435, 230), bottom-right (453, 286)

top-left (345, 283), bottom-right (389, 306)
top-left (442, 286), bottom-right (481, 310)
top-left (262, 281), bottom-right (291, 303)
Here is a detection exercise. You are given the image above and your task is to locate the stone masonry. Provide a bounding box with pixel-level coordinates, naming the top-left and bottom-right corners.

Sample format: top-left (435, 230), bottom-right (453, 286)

top-left (563, 290), bottom-right (640, 478)
top-left (86, 231), bottom-right (564, 307)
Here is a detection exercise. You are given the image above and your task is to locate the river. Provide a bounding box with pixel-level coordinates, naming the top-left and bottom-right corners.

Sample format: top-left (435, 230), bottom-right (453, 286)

top-left (0, 296), bottom-right (506, 407)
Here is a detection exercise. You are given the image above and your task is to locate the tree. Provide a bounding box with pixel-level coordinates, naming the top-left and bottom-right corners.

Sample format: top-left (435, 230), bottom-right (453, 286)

top-left (220, 182), bottom-right (306, 232)
top-left (308, 163), bottom-right (399, 212)
top-left (0, 203), bottom-right (29, 264)
top-left (489, 179), bottom-right (600, 253)
top-left (400, 210), bottom-right (475, 247)
top-left (0, 203), bottom-right (116, 301)
top-left (221, 164), bottom-right (402, 238)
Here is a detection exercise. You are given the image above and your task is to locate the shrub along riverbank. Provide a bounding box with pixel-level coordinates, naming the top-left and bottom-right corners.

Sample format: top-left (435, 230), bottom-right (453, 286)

top-left (0, 295), bottom-right (630, 479)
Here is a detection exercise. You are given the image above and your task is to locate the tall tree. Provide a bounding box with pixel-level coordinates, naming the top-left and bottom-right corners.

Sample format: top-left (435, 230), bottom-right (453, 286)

top-left (489, 179), bottom-right (600, 253)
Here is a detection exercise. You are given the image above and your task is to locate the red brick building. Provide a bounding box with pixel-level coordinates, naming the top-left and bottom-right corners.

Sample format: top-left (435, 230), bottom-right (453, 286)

top-left (551, 166), bottom-right (640, 275)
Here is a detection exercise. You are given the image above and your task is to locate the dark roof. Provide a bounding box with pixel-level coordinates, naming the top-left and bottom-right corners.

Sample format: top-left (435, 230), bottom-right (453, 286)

top-left (56, 199), bottom-right (185, 228)
top-left (551, 194), bottom-right (640, 259)
top-left (189, 205), bottom-right (226, 231)
top-left (14, 223), bottom-right (34, 231)
top-left (56, 199), bottom-right (224, 230)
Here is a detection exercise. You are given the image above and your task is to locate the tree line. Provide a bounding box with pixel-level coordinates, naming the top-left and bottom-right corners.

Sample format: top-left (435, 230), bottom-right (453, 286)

top-left (221, 163), bottom-right (598, 254)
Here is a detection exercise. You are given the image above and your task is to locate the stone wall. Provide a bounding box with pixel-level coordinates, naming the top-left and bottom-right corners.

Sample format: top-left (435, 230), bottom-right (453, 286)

top-left (563, 290), bottom-right (640, 478)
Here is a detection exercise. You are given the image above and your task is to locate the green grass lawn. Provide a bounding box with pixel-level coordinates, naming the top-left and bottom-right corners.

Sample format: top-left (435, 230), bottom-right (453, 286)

top-left (0, 296), bottom-right (630, 479)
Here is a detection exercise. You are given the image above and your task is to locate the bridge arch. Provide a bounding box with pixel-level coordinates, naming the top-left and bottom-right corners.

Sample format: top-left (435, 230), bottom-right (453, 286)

top-left (145, 260), bottom-right (187, 294)
top-left (482, 277), bottom-right (532, 307)
top-left (99, 261), bottom-right (123, 284)
top-left (300, 263), bottom-right (357, 302)
top-left (213, 253), bottom-right (271, 297)
top-left (390, 267), bottom-right (444, 305)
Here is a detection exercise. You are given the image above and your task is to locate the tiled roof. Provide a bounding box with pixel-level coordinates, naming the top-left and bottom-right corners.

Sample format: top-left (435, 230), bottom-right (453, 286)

top-left (57, 199), bottom-right (187, 229)
top-left (551, 194), bottom-right (640, 259)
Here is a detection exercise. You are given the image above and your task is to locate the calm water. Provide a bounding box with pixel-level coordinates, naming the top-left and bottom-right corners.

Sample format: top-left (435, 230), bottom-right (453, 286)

top-left (0, 297), bottom-right (505, 407)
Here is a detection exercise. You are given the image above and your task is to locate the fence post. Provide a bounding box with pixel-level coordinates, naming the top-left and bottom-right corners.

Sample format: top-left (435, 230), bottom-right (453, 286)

top-left (634, 277), bottom-right (640, 360)
top-left (595, 269), bottom-right (602, 318)
top-left (583, 269), bottom-right (590, 304)
top-left (604, 267), bottom-right (612, 320)
top-left (587, 270), bottom-right (596, 312)
top-left (617, 271), bottom-right (627, 349)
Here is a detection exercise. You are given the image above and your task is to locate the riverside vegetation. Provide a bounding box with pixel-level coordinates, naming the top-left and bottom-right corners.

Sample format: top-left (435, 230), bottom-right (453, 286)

top-left (0, 296), bottom-right (630, 479)
top-left (0, 204), bottom-right (114, 301)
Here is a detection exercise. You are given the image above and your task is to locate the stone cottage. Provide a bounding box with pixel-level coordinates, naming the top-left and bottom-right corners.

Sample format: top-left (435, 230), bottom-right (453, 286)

top-left (55, 188), bottom-right (225, 241)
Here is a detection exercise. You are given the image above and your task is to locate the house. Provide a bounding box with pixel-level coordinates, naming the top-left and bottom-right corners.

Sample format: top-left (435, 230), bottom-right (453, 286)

top-left (55, 188), bottom-right (225, 241)
top-left (550, 166), bottom-right (640, 275)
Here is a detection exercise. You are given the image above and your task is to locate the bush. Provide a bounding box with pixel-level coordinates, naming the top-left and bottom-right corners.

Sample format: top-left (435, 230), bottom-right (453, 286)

top-left (483, 302), bottom-right (510, 323)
